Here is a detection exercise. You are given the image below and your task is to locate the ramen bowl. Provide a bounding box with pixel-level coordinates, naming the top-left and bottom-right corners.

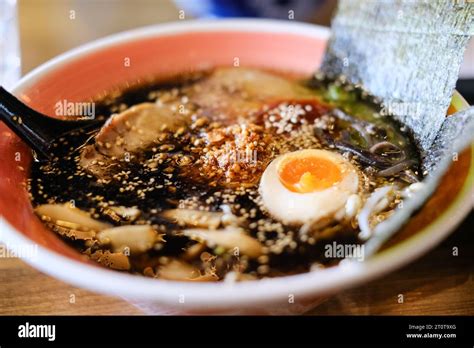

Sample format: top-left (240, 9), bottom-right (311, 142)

top-left (0, 19), bottom-right (472, 315)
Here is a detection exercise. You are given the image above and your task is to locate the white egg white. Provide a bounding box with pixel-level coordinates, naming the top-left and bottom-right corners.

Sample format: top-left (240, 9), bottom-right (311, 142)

top-left (259, 149), bottom-right (360, 225)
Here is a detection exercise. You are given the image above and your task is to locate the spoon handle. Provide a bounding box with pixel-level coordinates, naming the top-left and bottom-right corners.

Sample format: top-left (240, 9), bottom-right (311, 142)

top-left (0, 86), bottom-right (57, 159)
top-left (0, 87), bottom-right (101, 160)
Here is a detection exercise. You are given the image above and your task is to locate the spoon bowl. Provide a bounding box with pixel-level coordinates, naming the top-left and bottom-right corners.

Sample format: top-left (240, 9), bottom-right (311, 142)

top-left (0, 86), bottom-right (102, 160)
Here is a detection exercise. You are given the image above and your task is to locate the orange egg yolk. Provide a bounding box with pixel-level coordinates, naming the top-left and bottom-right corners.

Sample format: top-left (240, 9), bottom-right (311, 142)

top-left (278, 155), bottom-right (342, 193)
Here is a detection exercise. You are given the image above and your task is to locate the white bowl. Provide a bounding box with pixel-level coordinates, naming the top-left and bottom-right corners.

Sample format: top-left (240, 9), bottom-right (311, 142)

top-left (0, 19), bottom-right (472, 315)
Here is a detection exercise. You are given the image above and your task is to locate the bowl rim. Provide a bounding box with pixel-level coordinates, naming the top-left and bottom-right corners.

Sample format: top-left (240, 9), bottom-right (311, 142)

top-left (1, 19), bottom-right (473, 309)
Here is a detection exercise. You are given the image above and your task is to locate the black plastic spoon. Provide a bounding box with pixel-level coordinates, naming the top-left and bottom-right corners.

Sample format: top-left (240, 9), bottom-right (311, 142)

top-left (0, 86), bottom-right (102, 161)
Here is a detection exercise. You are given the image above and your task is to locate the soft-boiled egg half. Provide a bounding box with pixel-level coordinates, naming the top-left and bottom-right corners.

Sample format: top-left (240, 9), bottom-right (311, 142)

top-left (259, 149), bottom-right (361, 225)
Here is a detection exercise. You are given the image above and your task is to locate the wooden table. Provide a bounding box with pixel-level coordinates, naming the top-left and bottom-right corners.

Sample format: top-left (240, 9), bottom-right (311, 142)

top-left (1, 0), bottom-right (472, 316)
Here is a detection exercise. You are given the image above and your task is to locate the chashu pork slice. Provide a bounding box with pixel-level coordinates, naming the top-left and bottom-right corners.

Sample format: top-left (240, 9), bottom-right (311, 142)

top-left (80, 102), bottom-right (188, 179)
top-left (187, 67), bottom-right (318, 123)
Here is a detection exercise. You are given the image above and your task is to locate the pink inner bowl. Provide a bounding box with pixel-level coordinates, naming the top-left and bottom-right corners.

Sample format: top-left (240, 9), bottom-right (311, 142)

top-left (1, 21), bottom-right (327, 259)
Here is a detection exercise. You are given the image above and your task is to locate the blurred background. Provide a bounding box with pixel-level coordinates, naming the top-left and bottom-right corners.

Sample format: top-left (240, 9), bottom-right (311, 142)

top-left (16, 0), bottom-right (335, 74)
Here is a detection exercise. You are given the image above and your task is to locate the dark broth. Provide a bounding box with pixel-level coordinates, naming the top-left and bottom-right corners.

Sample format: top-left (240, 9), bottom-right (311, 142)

top-left (29, 68), bottom-right (421, 281)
